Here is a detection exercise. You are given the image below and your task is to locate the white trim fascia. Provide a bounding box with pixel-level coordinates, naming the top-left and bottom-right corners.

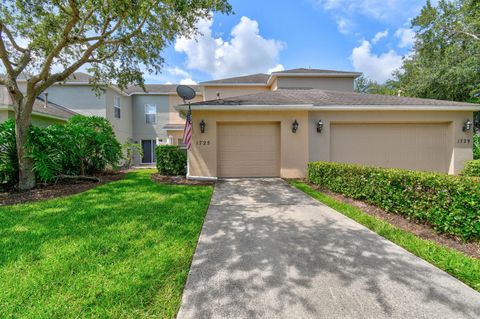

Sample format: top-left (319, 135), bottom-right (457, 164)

top-left (199, 83), bottom-right (268, 87)
top-left (186, 175), bottom-right (218, 181)
top-left (266, 72), bottom-right (362, 86)
top-left (161, 128), bottom-right (184, 131)
top-left (175, 104), bottom-right (480, 112)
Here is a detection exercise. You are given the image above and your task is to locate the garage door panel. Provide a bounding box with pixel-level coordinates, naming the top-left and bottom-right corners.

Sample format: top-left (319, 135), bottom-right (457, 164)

top-left (330, 123), bottom-right (450, 173)
top-left (217, 122), bottom-right (280, 177)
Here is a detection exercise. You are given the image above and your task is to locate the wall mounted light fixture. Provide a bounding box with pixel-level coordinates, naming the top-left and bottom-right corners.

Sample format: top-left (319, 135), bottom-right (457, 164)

top-left (200, 120), bottom-right (206, 133)
top-left (292, 120), bottom-right (299, 133)
top-left (463, 119), bottom-right (472, 132)
top-left (316, 120), bottom-right (324, 133)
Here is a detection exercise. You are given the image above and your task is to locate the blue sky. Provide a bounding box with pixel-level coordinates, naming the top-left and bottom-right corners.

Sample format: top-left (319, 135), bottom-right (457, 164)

top-left (144, 0), bottom-right (432, 84)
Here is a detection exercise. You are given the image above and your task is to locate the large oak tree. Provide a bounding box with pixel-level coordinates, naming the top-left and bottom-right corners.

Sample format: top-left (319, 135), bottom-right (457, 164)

top-left (0, 0), bottom-right (231, 190)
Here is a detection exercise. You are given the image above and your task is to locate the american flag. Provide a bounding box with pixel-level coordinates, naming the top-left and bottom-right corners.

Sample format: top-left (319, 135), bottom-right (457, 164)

top-left (183, 107), bottom-right (193, 150)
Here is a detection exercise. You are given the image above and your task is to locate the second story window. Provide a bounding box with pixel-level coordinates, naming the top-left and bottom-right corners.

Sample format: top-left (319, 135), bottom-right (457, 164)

top-left (113, 96), bottom-right (121, 119)
top-left (145, 104), bottom-right (156, 124)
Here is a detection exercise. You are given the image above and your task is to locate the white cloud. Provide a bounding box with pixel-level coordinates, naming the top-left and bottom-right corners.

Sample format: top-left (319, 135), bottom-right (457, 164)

top-left (372, 29), bottom-right (389, 44)
top-left (314, 0), bottom-right (422, 21)
top-left (394, 27), bottom-right (415, 48)
top-left (175, 16), bottom-right (284, 79)
top-left (351, 40), bottom-right (403, 83)
top-left (180, 78), bottom-right (197, 85)
top-left (168, 66), bottom-right (191, 78)
top-left (268, 64), bottom-right (285, 73)
top-left (336, 17), bottom-right (354, 34)
top-left (164, 81), bottom-right (173, 85)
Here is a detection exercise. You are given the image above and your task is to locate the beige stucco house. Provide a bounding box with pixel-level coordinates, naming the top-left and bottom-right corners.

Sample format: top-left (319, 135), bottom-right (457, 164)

top-left (4, 68), bottom-right (478, 173)
top-left (176, 68), bottom-right (480, 179)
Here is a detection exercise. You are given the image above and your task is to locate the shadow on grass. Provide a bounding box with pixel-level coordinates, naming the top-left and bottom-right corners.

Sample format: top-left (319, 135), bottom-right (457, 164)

top-left (0, 170), bottom-right (213, 318)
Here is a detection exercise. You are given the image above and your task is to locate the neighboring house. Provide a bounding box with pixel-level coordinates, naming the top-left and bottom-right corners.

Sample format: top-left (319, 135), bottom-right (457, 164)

top-left (39, 73), bottom-right (202, 164)
top-left (175, 68), bottom-right (480, 178)
top-left (0, 85), bottom-right (77, 126)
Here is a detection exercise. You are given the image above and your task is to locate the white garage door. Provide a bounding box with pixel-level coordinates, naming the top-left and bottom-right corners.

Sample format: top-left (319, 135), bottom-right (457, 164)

top-left (217, 122), bottom-right (280, 177)
top-left (330, 123), bottom-right (451, 173)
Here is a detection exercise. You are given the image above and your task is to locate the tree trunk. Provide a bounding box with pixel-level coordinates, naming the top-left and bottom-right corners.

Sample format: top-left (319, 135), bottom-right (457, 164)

top-left (15, 99), bottom-right (36, 191)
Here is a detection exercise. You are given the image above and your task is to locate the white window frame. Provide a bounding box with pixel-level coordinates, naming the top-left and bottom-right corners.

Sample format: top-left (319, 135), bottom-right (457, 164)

top-left (145, 104), bottom-right (157, 124)
top-left (113, 95), bottom-right (121, 119)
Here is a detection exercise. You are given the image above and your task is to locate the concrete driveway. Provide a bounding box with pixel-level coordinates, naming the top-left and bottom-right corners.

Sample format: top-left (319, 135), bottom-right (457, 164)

top-left (177, 179), bottom-right (480, 319)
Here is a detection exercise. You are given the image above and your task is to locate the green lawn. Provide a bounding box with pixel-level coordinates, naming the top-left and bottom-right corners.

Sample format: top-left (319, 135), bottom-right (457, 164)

top-left (0, 170), bottom-right (213, 319)
top-left (289, 180), bottom-right (480, 292)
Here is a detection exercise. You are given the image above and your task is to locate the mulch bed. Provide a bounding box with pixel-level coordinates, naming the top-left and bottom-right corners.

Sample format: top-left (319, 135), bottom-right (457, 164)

top-left (0, 171), bottom-right (126, 206)
top-left (303, 181), bottom-right (480, 259)
top-left (151, 173), bottom-right (215, 186)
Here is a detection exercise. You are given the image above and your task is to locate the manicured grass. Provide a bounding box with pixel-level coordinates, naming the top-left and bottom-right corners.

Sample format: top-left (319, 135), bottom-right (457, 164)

top-left (0, 170), bottom-right (213, 319)
top-left (289, 180), bottom-right (480, 292)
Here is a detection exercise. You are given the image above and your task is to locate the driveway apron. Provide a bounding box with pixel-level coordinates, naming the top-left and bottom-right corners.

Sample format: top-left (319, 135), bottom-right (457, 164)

top-left (177, 179), bottom-right (480, 319)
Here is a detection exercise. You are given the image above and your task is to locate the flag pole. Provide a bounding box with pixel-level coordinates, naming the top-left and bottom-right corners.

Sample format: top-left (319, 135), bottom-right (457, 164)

top-left (186, 100), bottom-right (191, 179)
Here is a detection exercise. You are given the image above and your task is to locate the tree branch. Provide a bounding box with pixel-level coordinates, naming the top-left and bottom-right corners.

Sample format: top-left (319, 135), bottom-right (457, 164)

top-left (33, 0), bottom-right (81, 84)
top-left (0, 22), bottom-right (28, 53)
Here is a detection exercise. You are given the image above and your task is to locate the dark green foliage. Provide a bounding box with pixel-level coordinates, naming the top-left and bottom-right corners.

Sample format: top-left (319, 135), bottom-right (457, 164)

top-left (391, 0), bottom-right (480, 102)
top-left (463, 160), bottom-right (480, 177)
top-left (0, 120), bottom-right (18, 189)
top-left (62, 116), bottom-right (122, 175)
top-left (474, 134), bottom-right (479, 159)
top-left (156, 145), bottom-right (187, 176)
top-left (0, 116), bottom-right (122, 188)
top-left (122, 140), bottom-right (143, 169)
top-left (308, 162), bottom-right (480, 241)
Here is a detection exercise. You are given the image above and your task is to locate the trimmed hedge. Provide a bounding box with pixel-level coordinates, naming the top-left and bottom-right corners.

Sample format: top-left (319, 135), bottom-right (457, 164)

top-left (156, 145), bottom-right (187, 176)
top-left (463, 160), bottom-right (480, 177)
top-left (308, 162), bottom-right (480, 241)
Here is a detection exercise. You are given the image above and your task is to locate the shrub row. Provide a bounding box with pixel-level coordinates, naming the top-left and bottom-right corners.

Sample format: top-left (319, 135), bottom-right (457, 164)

top-left (308, 162), bottom-right (480, 241)
top-left (156, 145), bottom-right (187, 176)
top-left (463, 160), bottom-right (480, 177)
top-left (0, 116), bottom-right (122, 189)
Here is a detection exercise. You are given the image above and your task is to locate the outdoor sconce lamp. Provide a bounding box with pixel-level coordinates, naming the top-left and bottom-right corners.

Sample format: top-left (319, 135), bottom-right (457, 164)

top-left (316, 120), bottom-right (324, 133)
top-left (292, 120), bottom-right (299, 133)
top-left (463, 119), bottom-right (472, 132)
top-left (199, 120), bottom-right (206, 133)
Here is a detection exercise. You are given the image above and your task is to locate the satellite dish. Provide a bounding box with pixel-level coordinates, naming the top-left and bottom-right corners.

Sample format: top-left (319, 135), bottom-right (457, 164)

top-left (176, 85), bottom-right (196, 102)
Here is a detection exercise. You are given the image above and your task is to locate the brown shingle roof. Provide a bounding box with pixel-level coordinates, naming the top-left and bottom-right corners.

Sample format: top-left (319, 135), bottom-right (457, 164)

top-left (33, 97), bottom-right (78, 119)
top-left (272, 68), bottom-right (361, 75)
top-left (191, 89), bottom-right (478, 107)
top-left (124, 84), bottom-right (201, 94)
top-left (200, 73), bottom-right (270, 85)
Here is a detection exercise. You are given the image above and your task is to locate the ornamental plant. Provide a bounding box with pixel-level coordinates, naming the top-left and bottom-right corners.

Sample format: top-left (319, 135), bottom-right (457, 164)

top-left (308, 161), bottom-right (480, 241)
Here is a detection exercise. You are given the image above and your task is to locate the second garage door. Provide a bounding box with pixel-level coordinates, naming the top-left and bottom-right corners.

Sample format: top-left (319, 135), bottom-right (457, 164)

top-left (330, 123), bottom-right (451, 173)
top-left (217, 122), bottom-right (280, 177)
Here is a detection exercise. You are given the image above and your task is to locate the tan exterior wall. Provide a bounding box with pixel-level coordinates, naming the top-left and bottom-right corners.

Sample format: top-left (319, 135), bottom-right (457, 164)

top-left (202, 86), bottom-right (269, 101)
top-left (276, 77), bottom-right (354, 91)
top-left (308, 110), bottom-right (474, 174)
top-left (188, 110), bottom-right (309, 178)
top-left (166, 130), bottom-right (184, 146)
top-left (168, 94), bottom-right (203, 124)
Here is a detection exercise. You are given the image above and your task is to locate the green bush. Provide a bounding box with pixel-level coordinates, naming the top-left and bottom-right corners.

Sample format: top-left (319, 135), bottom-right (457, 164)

top-left (0, 116), bottom-right (122, 189)
top-left (156, 145), bottom-right (187, 176)
top-left (463, 160), bottom-right (480, 177)
top-left (308, 162), bottom-right (480, 241)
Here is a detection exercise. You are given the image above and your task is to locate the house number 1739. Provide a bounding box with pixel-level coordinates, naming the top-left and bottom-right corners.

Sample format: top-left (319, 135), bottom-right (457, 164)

top-left (196, 140), bottom-right (210, 146)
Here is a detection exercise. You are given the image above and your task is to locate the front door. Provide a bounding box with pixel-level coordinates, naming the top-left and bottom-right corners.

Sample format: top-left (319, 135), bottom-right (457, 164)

top-left (141, 140), bottom-right (155, 163)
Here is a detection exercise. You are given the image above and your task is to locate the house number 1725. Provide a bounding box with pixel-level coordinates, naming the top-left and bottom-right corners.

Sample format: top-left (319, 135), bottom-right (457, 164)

top-left (196, 140), bottom-right (210, 146)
